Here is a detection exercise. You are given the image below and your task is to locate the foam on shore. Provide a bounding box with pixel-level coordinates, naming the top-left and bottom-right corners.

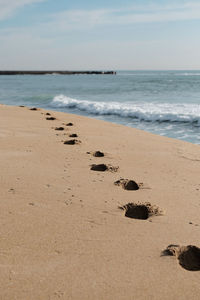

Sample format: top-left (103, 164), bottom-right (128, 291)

top-left (51, 94), bottom-right (200, 126)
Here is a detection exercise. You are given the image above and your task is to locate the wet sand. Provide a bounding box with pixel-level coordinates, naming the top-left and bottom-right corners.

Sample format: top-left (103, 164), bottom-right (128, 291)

top-left (1, 104), bottom-right (200, 299)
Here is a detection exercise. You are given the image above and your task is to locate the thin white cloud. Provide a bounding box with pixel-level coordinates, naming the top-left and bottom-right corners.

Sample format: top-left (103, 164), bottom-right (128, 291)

top-left (49, 1), bottom-right (200, 30)
top-left (1, 0), bottom-right (200, 68)
top-left (1, 1), bottom-right (200, 70)
top-left (1, 1), bottom-right (200, 31)
top-left (0, 0), bottom-right (46, 20)
top-left (0, 1), bottom-right (200, 45)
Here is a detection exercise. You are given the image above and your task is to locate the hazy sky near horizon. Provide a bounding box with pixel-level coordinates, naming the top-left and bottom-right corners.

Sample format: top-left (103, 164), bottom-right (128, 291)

top-left (1, 0), bottom-right (200, 70)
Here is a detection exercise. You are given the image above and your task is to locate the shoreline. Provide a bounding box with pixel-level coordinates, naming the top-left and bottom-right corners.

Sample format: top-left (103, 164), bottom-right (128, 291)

top-left (2, 102), bottom-right (200, 146)
top-left (1, 104), bottom-right (200, 299)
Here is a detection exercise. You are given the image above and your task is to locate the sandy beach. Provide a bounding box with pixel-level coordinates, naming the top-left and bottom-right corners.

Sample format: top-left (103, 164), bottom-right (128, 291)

top-left (1, 103), bottom-right (200, 300)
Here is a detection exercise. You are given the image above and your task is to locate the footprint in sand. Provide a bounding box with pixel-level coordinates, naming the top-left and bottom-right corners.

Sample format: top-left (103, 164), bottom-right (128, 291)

top-left (90, 164), bottom-right (118, 172)
top-left (30, 107), bottom-right (38, 111)
top-left (55, 127), bottom-right (64, 131)
top-left (119, 202), bottom-right (163, 220)
top-left (91, 164), bottom-right (108, 171)
top-left (162, 244), bottom-right (200, 271)
top-left (46, 117), bottom-right (56, 120)
top-left (87, 151), bottom-right (105, 157)
top-left (93, 151), bottom-right (104, 157)
top-left (114, 178), bottom-right (139, 190)
top-left (66, 122), bottom-right (73, 126)
top-left (63, 139), bottom-right (81, 145)
top-left (69, 133), bottom-right (78, 137)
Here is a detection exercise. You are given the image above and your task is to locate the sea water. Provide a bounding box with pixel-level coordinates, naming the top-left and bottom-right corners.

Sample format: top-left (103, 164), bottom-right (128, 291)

top-left (0, 70), bottom-right (200, 144)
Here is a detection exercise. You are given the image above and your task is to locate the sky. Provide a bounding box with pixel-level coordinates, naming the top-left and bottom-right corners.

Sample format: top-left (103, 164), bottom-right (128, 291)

top-left (0, 0), bottom-right (200, 70)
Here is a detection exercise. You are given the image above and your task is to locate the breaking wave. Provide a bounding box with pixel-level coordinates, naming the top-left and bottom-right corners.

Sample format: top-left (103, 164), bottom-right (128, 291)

top-left (51, 94), bottom-right (200, 126)
top-left (176, 73), bottom-right (200, 76)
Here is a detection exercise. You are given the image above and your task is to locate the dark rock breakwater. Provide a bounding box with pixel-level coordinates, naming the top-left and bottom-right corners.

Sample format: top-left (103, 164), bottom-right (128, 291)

top-left (0, 70), bottom-right (116, 75)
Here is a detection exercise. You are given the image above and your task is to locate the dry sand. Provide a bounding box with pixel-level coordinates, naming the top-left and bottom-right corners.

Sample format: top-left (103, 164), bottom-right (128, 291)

top-left (1, 104), bottom-right (200, 299)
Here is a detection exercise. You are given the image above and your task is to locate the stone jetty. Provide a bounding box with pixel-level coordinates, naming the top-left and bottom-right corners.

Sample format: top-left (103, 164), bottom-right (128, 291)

top-left (0, 70), bottom-right (116, 75)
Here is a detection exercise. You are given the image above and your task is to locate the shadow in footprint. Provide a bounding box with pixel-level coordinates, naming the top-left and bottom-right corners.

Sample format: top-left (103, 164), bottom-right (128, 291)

top-left (46, 117), bottom-right (56, 120)
top-left (30, 107), bottom-right (37, 111)
top-left (119, 202), bottom-right (163, 220)
top-left (90, 164), bottom-right (118, 172)
top-left (66, 123), bottom-right (73, 126)
top-left (69, 133), bottom-right (78, 137)
top-left (91, 164), bottom-right (108, 171)
top-left (55, 127), bottom-right (64, 131)
top-left (162, 245), bottom-right (200, 271)
top-left (64, 139), bottom-right (80, 145)
top-left (93, 151), bottom-right (104, 157)
top-left (125, 204), bottom-right (148, 219)
top-left (115, 179), bottom-right (139, 190)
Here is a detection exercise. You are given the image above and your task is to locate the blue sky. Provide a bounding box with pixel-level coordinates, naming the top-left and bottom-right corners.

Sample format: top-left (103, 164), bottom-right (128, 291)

top-left (0, 0), bottom-right (200, 70)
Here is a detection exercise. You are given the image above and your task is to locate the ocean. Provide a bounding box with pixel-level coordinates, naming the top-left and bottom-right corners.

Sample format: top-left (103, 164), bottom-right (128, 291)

top-left (0, 70), bottom-right (200, 144)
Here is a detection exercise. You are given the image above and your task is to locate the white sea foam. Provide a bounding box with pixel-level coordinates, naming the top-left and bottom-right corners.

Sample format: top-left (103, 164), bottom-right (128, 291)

top-left (51, 95), bottom-right (200, 126)
top-left (176, 73), bottom-right (200, 76)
